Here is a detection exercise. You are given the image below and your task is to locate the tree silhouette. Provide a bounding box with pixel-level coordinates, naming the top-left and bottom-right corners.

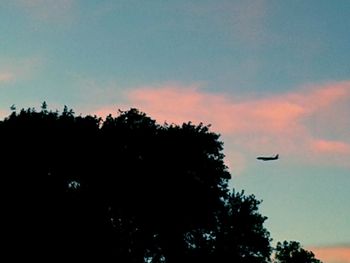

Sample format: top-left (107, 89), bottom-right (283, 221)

top-left (212, 191), bottom-right (272, 263)
top-left (0, 105), bottom-right (322, 262)
top-left (274, 241), bottom-right (322, 263)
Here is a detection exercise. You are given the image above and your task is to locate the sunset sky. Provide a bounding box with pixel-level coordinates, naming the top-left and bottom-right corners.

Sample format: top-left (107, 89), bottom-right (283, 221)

top-left (1, 1), bottom-right (349, 262)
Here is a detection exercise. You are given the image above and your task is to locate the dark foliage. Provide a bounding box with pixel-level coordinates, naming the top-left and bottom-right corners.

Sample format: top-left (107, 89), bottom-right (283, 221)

top-left (0, 104), bottom-right (320, 262)
top-left (274, 241), bottom-right (322, 263)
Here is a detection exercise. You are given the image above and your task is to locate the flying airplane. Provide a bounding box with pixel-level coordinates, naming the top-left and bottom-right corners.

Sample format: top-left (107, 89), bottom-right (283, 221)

top-left (256, 154), bottom-right (279, 161)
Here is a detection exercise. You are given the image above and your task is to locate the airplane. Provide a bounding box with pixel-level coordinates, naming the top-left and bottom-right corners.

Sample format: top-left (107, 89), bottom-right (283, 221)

top-left (256, 154), bottom-right (279, 161)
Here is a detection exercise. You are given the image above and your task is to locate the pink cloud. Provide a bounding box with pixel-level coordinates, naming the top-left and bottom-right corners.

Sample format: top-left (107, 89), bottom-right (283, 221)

top-left (126, 81), bottom-right (349, 134)
top-left (93, 81), bottom-right (350, 173)
top-left (312, 140), bottom-right (350, 155)
top-left (310, 246), bottom-right (350, 263)
top-left (124, 84), bottom-right (304, 136)
top-left (289, 82), bottom-right (350, 117)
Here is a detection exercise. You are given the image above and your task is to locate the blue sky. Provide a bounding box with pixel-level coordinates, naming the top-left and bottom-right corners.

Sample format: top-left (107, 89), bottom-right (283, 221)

top-left (1, 1), bottom-right (349, 261)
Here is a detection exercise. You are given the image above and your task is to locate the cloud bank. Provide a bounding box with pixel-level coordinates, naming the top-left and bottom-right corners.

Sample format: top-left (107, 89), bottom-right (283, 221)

top-left (94, 81), bottom-right (350, 173)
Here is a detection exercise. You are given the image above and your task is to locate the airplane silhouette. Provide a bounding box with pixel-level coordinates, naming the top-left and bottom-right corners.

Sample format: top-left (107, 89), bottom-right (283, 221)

top-left (256, 154), bottom-right (279, 161)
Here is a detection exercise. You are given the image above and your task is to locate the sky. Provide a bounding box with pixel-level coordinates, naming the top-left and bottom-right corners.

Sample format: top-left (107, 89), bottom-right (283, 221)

top-left (1, 1), bottom-right (349, 262)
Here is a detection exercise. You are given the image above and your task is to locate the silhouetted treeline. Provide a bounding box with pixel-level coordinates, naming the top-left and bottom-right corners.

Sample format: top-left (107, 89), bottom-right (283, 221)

top-left (274, 241), bottom-right (322, 263)
top-left (1, 104), bottom-right (322, 262)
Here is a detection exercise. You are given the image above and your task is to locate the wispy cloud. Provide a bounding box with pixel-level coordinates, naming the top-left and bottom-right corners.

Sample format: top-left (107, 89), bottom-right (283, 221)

top-left (0, 72), bottom-right (14, 83)
top-left (184, 0), bottom-right (269, 46)
top-left (93, 81), bottom-right (350, 173)
top-left (14, 0), bottom-right (76, 23)
top-left (310, 246), bottom-right (350, 263)
top-left (228, 0), bottom-right (268, 44)
top-left (0, 57), bottom-right (42, 83)
top-left (312, 140), bottom-right (350, 155)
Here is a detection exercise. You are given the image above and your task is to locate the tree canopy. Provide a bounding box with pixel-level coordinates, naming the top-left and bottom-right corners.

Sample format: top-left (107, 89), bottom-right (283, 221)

top-left (1, 104), bottom-right (322, 262)
top-left (274, 241), bottom-right (322, 263)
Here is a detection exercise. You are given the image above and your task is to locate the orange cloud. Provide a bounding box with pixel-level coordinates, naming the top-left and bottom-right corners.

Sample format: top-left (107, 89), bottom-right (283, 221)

top-left (310, 246), bottom-right (350, 263)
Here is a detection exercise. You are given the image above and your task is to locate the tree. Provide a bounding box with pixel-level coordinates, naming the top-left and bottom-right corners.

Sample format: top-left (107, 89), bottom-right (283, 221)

top-left (274, 241), bottom-right (323, 263)
top-left (212, 191), bottom-right (272, 263)
top-left (98, 109), bottom-right (232, 262)
top-left (1, 105), bottom-right (103, 261)
top-left (0, 104), bottom-right (320, 262)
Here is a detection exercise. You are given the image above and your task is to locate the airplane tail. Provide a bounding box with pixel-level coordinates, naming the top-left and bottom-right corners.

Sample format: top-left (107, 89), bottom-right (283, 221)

top-left (275, 154), bottom-right (279, 159)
